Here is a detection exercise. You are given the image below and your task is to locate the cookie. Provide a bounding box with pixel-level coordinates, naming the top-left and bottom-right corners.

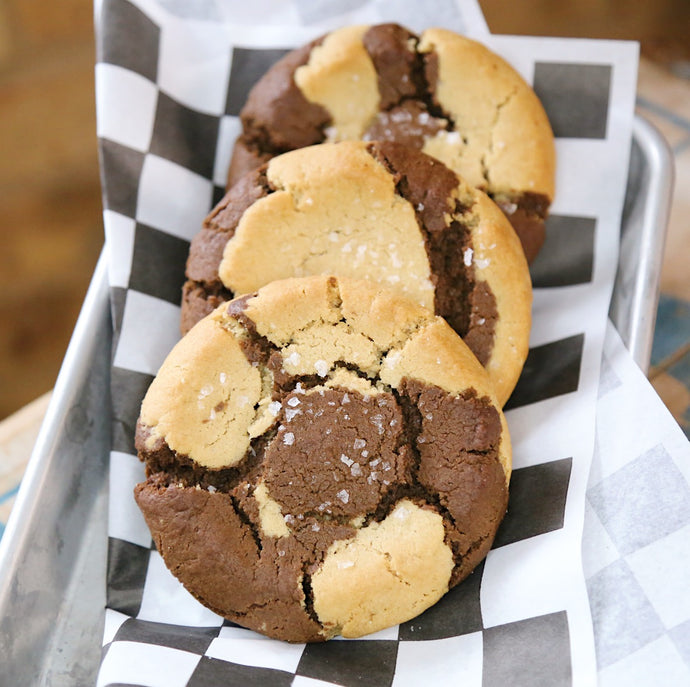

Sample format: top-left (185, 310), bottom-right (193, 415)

top-left (135, 275), bottom-right (511, 642)
top-left (184, 139), bottom-right (531, 406)
top-left (229, 23), bottom-right (556, 262)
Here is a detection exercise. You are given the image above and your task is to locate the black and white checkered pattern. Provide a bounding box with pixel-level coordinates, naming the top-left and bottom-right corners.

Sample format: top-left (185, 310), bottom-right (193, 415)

top-left (95, 1), bottom-right (639, 685)
top-left (583, 323), bottom-right (690, 685)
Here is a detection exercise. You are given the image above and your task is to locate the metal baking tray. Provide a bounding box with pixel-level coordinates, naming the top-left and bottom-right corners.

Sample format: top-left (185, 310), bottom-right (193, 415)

top-left (0, 114), bottom-right (674, 685)
top-left (610, 114), bottom-right (675, 374)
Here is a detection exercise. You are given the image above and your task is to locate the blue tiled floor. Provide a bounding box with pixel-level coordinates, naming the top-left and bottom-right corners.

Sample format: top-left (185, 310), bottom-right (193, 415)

top-left (651, 295), bottom-right (690, 440)
top-left (0, 483), bottom-right (20, 541)
top-left (666, 351), bottom-right (690, 429)
top-left (651, 295), bottom-right (690, 368)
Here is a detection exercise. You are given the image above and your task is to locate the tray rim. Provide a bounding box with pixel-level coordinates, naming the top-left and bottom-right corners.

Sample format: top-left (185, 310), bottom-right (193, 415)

top-left (613, 113), bottom-right (675, 373)
top-left (0, 251), bottom-right (111, 686)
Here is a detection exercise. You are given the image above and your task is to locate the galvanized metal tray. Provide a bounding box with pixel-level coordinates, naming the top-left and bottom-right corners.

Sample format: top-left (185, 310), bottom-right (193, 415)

top-left (611, 114), bottom-right (675, 374)
top-left (0, 114), bottom-right (674, 685)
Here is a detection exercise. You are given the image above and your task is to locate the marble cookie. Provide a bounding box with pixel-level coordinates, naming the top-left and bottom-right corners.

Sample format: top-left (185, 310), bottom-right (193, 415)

top-left (228, 23), bottom-right (556, 262)
top-left (135, 275), bottom-right (511, 642)
top-left (184, 140), bottom-right (532, 405)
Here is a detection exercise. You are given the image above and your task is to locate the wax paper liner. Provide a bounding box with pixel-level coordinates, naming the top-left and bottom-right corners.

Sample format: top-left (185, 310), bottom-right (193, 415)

top-left (94, 1), bottom-right (640, 684)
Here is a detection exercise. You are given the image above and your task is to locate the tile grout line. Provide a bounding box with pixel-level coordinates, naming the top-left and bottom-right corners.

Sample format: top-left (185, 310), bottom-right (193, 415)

top-left (636, 95), bottom-right (690, 132)
top-left (671, 134), bottom-right (690, 154)
top-left (649, 340), bottom-right (690, 380)
top-left (0, 483), bottom-right (20, 507)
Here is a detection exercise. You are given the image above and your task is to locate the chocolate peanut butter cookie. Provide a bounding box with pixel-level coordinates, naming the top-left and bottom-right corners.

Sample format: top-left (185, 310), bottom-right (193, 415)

top-left (229, 23), bottom-right (556, 262)
top-left (184, 140), bottom-right (531, 405)
top-left (135, 275), bottom-right (511, 642)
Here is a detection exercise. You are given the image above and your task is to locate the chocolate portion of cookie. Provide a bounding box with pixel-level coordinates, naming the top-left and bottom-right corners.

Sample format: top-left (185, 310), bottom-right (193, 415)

top-left (180, 281), bottom-right (233, 334)
top-left (135, 275), bottom-right (511, 642)
top-left (241, 39), bottom-right (331, 150)
top-left (363, 101), bottom-right (447, 149)
top-left (361, 23), bottom-right (420, 109)
top-left (226, 38), bottom-right (331, 188)
top-left (493, 191), bottom-right (552, 264)
top-left (135, 479), bottom-right (354, 642)
top-left (366, 141), bottom-right (495, 363)
top-left (264, 388), bottom-right (412, 519)
top-left (361, 24), bottom-right (450, 147)
top-left (187, 166), bottom-right (272, 284)
top-left (226, 23), bottom-right (555, 263)
top-left (183, 167), bottom-right (273, 330)
top-left (400, 379), bottom-right (507, 585)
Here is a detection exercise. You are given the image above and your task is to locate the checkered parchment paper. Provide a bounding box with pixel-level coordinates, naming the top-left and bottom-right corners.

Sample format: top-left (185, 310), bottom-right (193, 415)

top-left (93, 1), bottom-right (647, 684)
top-left (584, 321), bottom-right (690, 685)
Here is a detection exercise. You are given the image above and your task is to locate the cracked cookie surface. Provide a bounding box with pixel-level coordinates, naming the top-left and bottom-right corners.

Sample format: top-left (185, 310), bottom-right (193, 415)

top-left (185, 139), bottom-right (531, 405)
top-left (229, 23), bottom-right (555, 262)
top-left (136, 275), bottom-right (511, 642)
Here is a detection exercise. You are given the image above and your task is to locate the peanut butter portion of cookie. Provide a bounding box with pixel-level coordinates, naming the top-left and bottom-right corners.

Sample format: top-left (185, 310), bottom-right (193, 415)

top-left (418, 29), bottom-right (555, 201)
top-left (312, 500), bottom-right (453, 638)
top-left (253, 480), bottom-right (291, 538)
top-left (294, 25), bottom-right (379, 141)
top-left (138, 314), bottom-right (268, 469)
top-left (219, 142), bottom-right (435, 312)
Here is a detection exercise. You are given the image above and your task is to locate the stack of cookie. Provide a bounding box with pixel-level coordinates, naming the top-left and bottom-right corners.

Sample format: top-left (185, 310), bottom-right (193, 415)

top-left (133, 24), bottom-right (555, 643)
